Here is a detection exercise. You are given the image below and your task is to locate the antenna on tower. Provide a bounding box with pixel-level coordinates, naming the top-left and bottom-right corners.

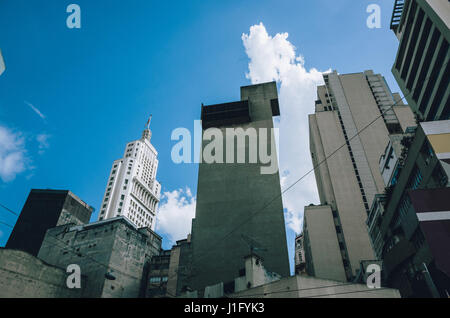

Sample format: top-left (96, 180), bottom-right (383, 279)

top-left (146, 114), bottom-right (152, 130)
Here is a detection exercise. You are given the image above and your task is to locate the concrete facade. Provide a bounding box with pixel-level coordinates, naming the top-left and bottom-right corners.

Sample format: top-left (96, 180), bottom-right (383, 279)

top-left (303, 205), bottom-right (347, 282)
top-left (231, 274), bottom-right (401, 298)
top-left (391, 0), bottom-right (449, 121)
top-left (0, 248), bottom-right (83, 298)
top-left (146, 235), bottom-right (193, 298)
top-left (189, 82), bottom-right (289, 294)
top-left (187, 255), bottom-right (400, 298)
top-left (305, 70), bottom-right (415, 281)
top-left (6, 189), bottom-right (93, 256)
top-left (37, 216), bottom-right (161, 298)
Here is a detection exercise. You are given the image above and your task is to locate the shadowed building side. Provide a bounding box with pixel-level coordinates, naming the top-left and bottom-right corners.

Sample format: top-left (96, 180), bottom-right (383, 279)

top-left (188, 82), bottom-right (290, 294)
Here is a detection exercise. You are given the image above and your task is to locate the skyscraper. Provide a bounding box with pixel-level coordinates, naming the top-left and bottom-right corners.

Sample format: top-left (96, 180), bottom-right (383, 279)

top-left (188, 82), bottom-right (290, 294)
top-left (304, 70), bottom-right (416, 281)
top-left (98, 119), bottom-right (161, 230)
top-left (390, 0), bottom-right (449, 121)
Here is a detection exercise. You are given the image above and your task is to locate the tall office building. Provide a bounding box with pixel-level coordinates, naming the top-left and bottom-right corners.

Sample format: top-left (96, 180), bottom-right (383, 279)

top-left (365, 1), bottom-right (450, 297)
top-left (304, 70), bottom-right (416, 281)
top-left (188, 82), bottom-right (290, 294)
top-left (6, 189), bottom-right (93, 256)
top-left (98, 120), bottom-right (161, 230)
top-left (390, 0), bottom-right (449, 121)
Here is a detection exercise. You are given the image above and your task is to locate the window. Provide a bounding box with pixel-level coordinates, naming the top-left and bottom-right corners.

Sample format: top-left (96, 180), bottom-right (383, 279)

top-left (433, 165), bottom-right (448, 187)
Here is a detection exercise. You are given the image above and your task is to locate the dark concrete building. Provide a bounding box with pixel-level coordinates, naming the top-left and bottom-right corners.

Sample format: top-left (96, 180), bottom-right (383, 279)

top-left (368, 120), bottom-right (450, 297)
top-left (146, 236), bottom-right (192, 298)
top-left (390, 0), bottom-right (449, 121)
top-left (188, 82), bottom-right (290, 294)
top-left (6, 189), bottom-right (93, 256)
top-left (37, 216), bottom-right (162, 297)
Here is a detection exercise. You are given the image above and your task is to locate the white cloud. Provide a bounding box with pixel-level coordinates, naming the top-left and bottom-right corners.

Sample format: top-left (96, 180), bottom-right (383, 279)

top-left (0, 126), bottom-right (28, 182)
top-left (242, 23), bottom-right (329, 234)
top-left (0, 49), bottom-right (5, 76)
top-left (36, 133), bottom-right (50, 155)
top-left (156, 187), bottom-right (196, 245)
top-left (24, 101), bottom-right (46, 120)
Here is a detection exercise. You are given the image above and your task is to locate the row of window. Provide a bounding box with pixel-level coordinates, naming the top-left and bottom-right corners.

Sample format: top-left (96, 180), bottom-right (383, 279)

top-left (149, 276), bottom-right (168, 284)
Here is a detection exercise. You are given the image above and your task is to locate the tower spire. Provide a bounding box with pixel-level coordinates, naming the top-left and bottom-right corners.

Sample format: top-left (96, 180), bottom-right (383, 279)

top-left (146, 114), bottom-right (152, 130)
top-left (142, 114), bottom-right (152, 141)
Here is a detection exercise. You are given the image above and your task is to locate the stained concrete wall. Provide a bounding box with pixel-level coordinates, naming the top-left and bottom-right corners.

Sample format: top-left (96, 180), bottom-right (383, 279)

top-left (38, 217), bottom-right (161, 298)
top-left (232, 274), bottom-right (401, 298)
top-left (0, 248), bottom-right (83, 298)
top-left (190, 82), bottom-right (290, 293)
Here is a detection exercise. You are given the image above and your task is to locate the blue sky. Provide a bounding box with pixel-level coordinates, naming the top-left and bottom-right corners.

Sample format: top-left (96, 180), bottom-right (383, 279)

top-left (0, 0), bottom-right (401, 273)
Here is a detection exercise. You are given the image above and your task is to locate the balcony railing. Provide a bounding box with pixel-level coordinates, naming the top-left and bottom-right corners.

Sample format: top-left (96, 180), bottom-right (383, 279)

top-left (390, 0), bottom-right (406, 31)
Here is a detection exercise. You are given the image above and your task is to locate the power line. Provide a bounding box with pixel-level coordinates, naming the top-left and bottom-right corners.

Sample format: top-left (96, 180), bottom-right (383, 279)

top-left (234, 283), bottom-right (394, 298)
top-left (0, 220), bottom-right (13, 228)
top-left (0, 205), bottom-right (153, 285)
top-left (232, 281), bottom-right (392, 298)
top-left (185, 90), bottom-right (412, 270)
top-left (0, 63), bottom-right (446, 297)
top-left (0, 203), bottom-right (19, 216)
top-left (174, 61), bottom-right (448, 277)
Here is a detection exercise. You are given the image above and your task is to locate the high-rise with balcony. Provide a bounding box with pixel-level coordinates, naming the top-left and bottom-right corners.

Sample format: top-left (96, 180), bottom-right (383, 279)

top-left (303, 70), bottom-right (416, 282)
top-left (98, 120), bottom-right (161, 230)
top-left (390, 0), bottom-right (449, 121)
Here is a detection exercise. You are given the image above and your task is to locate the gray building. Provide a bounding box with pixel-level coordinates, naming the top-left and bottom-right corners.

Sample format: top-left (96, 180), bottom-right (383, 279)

top-left (146, 235), bottom-right (192, 298)
top-left (37, 216), bottom-right (162, 297)
top-left (304, 70), bottom-right (416, 281)
top-left (188, 82), bottom-right (290, 294)
top-left (390, 0), bottom-right (449, 121)
top-left (182, 253), bottom-right (401, 298)
top-left (294, 233), bottom-right (306, 275)
top-left (6, 189), bottom-right (93, 256)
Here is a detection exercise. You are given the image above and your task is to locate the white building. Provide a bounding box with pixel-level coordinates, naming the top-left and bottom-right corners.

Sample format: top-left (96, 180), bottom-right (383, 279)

top-left (98, 121), bottom-right (161, 230)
